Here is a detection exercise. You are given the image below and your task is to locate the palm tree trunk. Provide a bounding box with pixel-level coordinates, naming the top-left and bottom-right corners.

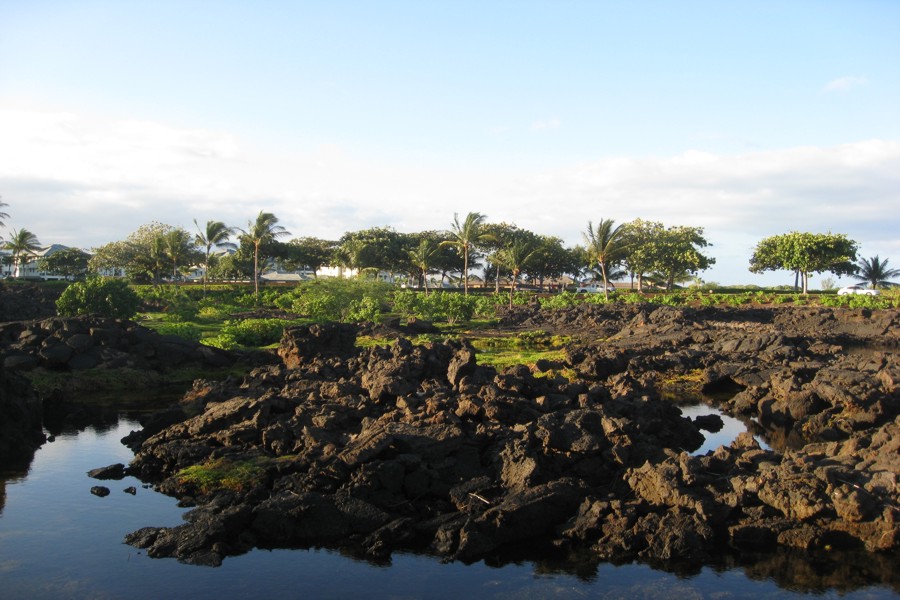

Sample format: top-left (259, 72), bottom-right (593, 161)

top-left (463, 248), bottom-right (469, 295)
top-left (203, 247), bottom-right (211, 296)
top-left (254, 244), bottom-right (260, 300)
top-left (600, 261), bottom-right (610, 301)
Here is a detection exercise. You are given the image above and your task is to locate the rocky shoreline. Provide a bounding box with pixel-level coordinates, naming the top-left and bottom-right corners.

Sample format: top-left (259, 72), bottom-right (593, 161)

top-left (115, 304), bottom-right (897, 567)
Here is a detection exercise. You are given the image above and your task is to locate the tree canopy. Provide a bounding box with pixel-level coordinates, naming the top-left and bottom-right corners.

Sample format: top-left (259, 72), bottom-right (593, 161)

top-left (749, 232), bottom-right (858, 293)
top-left (282, 237), bottom-right (336, 278)
top-left (37, 247), bottom-right (91, 280)
top-left (89, 222), bottom-right (198, 283)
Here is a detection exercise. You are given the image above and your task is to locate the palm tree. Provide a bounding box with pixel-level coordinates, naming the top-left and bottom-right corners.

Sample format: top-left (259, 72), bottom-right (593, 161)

top-left (497, 239), bottom-right (539, 307)
top-left (163, 228), bottom-right (196, 280)
top-left (583, 219), bottom-right (627, 300)
top-left (853, 255), bottom-right (900, 289)
top-left (194, 219), bottom-right (236, 293)
top-left (3, 228), bottom-right (41, 278)
top-left (149, 235), bottom-right (168, 285)
top-left (240, 211), bottom-right (290, 299)
top-left (0, 196), bottom-right (9, 227)
top-left (442, 212), bottom-right (492, 295)
top-left (408, 238), bottom-right (439, 294)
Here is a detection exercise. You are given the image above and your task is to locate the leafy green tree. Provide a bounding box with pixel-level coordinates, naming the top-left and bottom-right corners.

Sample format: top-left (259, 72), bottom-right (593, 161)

top-left (2, 228), bottom-right (41, 278)
top-left (749, 232), bottom-right (858, 294)
top-left (194, 219), bottom-right (237, 292)
top-left (443, 212), bottom-right (494, 295)
top-left (87, 240), bottom-right (132, 278)
top-left (652, 225), bottom-right (715, 290)
top-left (56, 277), bottom-right (140, 319)
top-left (583, 219), bottom-right (627, 300)
top-left (240, 211), bottom-right (290, 300)
top-left (526, 236), bottom-right (575, 291)
top-left (208, 249), bottom-right (254, 281)
top-left (335, 227), bottom-right (407, 278)
top-left (88, 222), bottom-right (181, 283)
top-left (37, 247), bottom-right (91, 280)
top-left (1, 254), bottom-right (13, 277)
top-left (853, 255), bottom-right (899, 289)
top-left (620, 219), bottom-right (665, 291)
top-left (282, 237), bottom-right (336, 278)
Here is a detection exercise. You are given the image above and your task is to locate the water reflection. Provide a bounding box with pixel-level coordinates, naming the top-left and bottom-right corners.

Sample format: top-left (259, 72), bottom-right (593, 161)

top-left (678, 402), bottom-right (770, 454)
top-left (0, 412), bottom-right (897, 599)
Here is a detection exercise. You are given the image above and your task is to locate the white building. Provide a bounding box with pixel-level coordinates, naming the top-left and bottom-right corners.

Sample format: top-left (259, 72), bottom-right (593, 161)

top-left (1, 244), bottom-right (73, 279)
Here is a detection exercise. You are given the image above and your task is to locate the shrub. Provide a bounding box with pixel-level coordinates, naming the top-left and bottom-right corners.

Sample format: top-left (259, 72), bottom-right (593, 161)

top-left (197, 305), bottom-right (232, 322)
top-left (617, 292), bottom-right (648, 305)
top-left (201, 333), bottom-right (238, 351)
top-left (392, 290), bottom-right (422, 318)
top-left (539, 291), bottom-right (585, 310)
top-left (56, 278), bottom-right (140, 319)
top-left (473, 293), bottom-right (508, 317)
top-left (221, 318), bottom-right (286, 346)
top-left (292, 291), bottom-right (342, 322)
top-left (347, 296), bottom-right (382, 323)
top-left (155, 322), bottom-right (202, 342)
top-left (135, 285), bottom-right (198, 320)
top-left (431, 292), bottom-right (476, 325)
top-left (286, 279), bottom-right (392, 322)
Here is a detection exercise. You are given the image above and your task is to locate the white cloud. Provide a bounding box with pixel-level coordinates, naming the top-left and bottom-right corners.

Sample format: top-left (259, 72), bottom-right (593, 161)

top-left (530, 116), bottom-right (562, 131)
top-left (1, 108), bottom-right (897, 285)
top-left (823, 75), bottom-right (868, 92)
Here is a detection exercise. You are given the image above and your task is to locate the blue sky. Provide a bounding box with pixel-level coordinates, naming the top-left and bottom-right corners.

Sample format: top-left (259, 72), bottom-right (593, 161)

top-left (1, 0), bottom-right (898, 285)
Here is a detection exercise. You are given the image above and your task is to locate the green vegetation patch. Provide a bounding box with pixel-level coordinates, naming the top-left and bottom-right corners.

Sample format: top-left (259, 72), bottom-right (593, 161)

top-left (470, 331), bottom-right (571, 371)
top-left (176, 456), bottom-right (269, 494)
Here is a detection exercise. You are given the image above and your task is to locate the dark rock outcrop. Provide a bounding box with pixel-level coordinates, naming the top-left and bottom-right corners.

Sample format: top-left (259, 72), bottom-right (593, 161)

top-left (122, 306), bottom-right (900, 568)
top-left (0, 282), bottom-right (61, 322)
top-left (0, 315), bottom-right (233, 374)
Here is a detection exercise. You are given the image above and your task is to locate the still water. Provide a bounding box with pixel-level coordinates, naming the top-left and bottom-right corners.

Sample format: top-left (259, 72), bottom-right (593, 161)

top-left (1, 415), bottom-right (897, 600)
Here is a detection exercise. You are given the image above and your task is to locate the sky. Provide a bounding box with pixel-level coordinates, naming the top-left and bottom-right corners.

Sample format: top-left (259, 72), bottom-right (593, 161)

top-left (1, 0), bottom-right (898, 286)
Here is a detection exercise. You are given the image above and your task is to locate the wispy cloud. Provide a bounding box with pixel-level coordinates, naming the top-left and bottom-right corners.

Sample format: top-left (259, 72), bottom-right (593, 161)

top-left (531, 116), bottom-right (561, 131)
top-left (824, 75), bottom-right (868, 93)
top-left (1, 108), bottom-right (898, 285)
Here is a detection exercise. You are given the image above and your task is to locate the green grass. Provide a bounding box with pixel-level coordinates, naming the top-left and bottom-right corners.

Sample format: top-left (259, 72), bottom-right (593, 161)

top-left (469, 331), bottom-right (571, 370)
top-left (176, 456), bottom-right (269, 494)
top-left (475, 348), bottom-right (567, 371)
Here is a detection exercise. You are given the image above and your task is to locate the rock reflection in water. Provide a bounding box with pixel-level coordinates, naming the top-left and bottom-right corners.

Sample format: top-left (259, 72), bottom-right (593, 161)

top-left (678, 402), bottom-right (769, 455)
top-left (1, 413), bottom-right (898, 599)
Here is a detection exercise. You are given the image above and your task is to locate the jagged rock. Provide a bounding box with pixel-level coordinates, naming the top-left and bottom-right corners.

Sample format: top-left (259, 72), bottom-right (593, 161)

top-left (118, 309), bottom-right (899, 567)
top-left (0, 315), bottom-right (234, 375)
